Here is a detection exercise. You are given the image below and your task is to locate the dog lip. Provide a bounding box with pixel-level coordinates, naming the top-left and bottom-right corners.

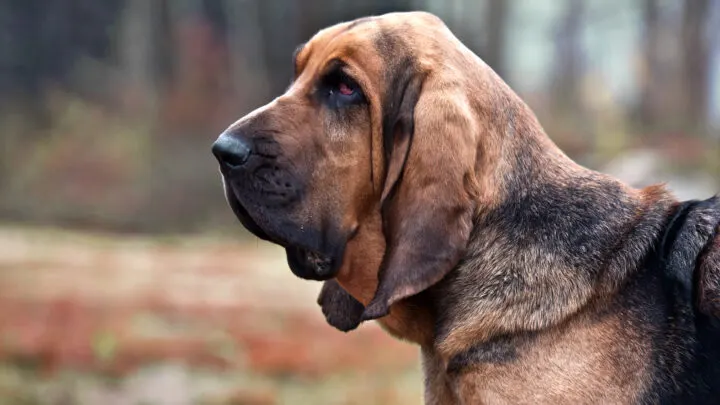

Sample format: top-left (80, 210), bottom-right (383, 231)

top-left (222, 178), bottom-right (342, 281)
top-left (218, 162), bottom-right (245, 177)
top-left (223, 179), bottom-right (275, 242)
top-left (225, 180), bottom-right (319, 255)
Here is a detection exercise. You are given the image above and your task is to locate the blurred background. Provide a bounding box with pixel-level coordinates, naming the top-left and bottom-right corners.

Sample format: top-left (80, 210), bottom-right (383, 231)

top-left (0, 1), bottom-right (718, 404)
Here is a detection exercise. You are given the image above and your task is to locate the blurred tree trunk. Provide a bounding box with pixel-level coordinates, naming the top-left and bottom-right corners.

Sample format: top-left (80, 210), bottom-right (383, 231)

top-left (552, 0), bottom-right (585, 117)
top-left (681, 0), bottom-right (710, 131)
top-left (118, 0), bottom-right (160, 112)
top-left (638, 0), bottom-right (662, 128)
top-left (224, 0), bottom-right (271, 107)
top-left (484, 0), bottom-right (509, 78)
top-left (257, 0), bottom-right (302, 96)
top-left (549, 0), bottom-right (596, 156)
top-left (712, 0), bottom-right (720, 139)
top-left (639, 0), bottom-right (711, 133)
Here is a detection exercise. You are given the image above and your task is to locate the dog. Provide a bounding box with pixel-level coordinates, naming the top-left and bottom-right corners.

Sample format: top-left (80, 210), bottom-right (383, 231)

top-left (211, 11), bottom-right (720, 404)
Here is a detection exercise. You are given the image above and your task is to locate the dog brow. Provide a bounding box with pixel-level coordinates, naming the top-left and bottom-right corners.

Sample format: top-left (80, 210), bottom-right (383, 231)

top-left (293, 42), bottom-right (307, 76)
top-left (346, 16), bottom-right (374, 30)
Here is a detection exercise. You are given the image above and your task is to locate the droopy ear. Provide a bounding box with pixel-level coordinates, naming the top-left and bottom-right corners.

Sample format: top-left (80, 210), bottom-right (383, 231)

top-left (317, 279), bottom-right (365, 332)
top-left (362, 71), bottom-right (476, 320)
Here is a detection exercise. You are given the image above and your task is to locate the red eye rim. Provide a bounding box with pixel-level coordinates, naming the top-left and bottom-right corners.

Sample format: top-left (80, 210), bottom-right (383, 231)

top-left (338, 82), bottom-right (354, 96)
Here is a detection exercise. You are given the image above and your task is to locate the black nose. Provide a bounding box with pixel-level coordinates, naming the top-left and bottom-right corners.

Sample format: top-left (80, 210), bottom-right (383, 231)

top-left (212, 133), bottom-right (252, 168)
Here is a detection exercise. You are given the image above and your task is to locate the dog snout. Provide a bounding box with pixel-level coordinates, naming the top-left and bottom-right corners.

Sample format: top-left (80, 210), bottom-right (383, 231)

top-left (212, 132), bottom-right (252, 169)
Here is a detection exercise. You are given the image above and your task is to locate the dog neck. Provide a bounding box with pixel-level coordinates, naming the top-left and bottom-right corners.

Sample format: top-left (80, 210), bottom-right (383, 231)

top-left (431, 103), bottom-right (676, 360)
top-left (379, 99), bottom-right (676, 362)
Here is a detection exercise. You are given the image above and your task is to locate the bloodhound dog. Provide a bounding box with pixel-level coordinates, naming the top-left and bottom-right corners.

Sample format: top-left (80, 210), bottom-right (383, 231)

top-left (212, 11), bottom-right (720, 404)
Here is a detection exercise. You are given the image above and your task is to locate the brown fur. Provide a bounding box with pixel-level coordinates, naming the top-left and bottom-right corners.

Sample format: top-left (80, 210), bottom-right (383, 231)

top-left (214, 11), bottom-right (720, 404)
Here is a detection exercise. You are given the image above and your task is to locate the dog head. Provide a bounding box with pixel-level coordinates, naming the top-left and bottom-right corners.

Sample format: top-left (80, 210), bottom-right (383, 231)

top-left (212, 11), bottom-right (504, 323)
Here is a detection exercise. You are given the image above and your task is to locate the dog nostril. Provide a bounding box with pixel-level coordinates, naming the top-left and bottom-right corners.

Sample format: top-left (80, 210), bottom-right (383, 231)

top-left (212, 134), bottom-right (252, 168)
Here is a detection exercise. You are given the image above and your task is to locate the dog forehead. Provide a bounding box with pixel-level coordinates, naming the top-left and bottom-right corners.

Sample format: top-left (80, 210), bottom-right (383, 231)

top-left (295, 26), bottom-right (382, 82)
top-left (303, 11), bottom-right (444, 61)
top-left (304, 20), bottom-right (376, 57)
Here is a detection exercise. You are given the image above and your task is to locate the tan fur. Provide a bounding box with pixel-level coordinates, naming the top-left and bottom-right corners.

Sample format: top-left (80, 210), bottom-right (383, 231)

top-left (290, 12), bottom-right (674, 403)
top-left (422, 348), bottom-right (458, 405)
top-left (436, 185), bottom-right (675, 359)
top-left (452, 310), bottom-right (652, 405)
top-left (226, 11), bottom-right (696, 404)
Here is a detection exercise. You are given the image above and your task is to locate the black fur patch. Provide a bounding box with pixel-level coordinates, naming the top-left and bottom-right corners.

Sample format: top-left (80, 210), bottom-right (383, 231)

top-left (484, 155), bottom-right (638, 278)
top-left (433, 164), bottom-right (646, 343)
top-left (447, 334), bottom-right (521, 374)
top-left (630, 196), bottom-right (720, 404)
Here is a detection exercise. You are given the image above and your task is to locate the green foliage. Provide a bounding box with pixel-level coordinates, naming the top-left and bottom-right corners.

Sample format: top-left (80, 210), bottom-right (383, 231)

top-left (92, 330), bottom-right (118, 365)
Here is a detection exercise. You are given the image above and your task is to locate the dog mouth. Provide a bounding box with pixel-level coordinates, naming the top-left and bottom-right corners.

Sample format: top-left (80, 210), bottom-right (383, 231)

top-left (223, 178), bottom-right (274, 242)
top-left (286, 246), bottom-right (337, 281)
top-left (223, 179), bottom-right (340, 280)
top-left (306, 250), bottom-right (333, 272)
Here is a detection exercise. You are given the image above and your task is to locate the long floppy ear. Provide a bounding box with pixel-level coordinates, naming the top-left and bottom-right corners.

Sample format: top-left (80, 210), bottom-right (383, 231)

top-left (362, 70), bottom-right (476, 320)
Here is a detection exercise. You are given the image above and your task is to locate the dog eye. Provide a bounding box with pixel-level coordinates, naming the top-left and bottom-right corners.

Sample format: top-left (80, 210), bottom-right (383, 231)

top-left (338, 82), bottom-right (355, 96)
top-left (330, 79), bottom-right (360, 100)
top-left (322, 71), bottom-right (364, 106)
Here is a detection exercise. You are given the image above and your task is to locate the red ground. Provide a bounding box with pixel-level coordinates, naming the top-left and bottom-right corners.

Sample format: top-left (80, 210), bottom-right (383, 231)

top-left (0, 227), bottom-right (421, 405)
